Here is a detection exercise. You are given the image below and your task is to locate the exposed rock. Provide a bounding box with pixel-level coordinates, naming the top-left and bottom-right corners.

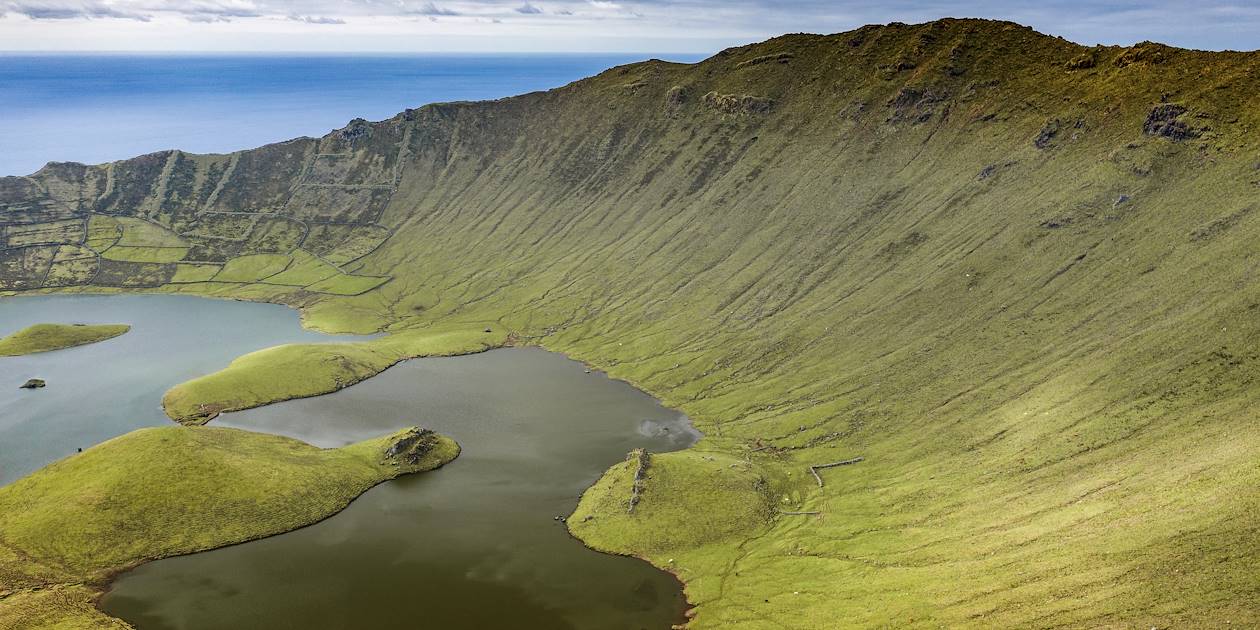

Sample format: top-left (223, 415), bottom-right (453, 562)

top-left (736, 52), bottom-right (794, 69)
top-left (627, 448), bottom-right (651, 513)
top-left (876, 232), bottom-right (929, 261)
top-left (1115, 42), bottom-right (1171, 67)
top-left (702, 91), bottom-right (775, 116)
top-left (384, 427), bottom-right (438, 465)
top-left (886, 88), bottom-right (947, 124)
top-left (878, 58), bottom-right (917, 77)
top-left (20, 378), bottom-right (45, 389)
top-left (1143, 104), bottom-right (1202, 141)
top-left (1034, 119), bottom-right (1061, 149)
top-left (1191, 206), bottom-right (1254, 241)
top-left (888, 87), bottom-right (926, 110)
top-left (339, 118), bottom-right (372, 142)
top-left (1065, 51), bottom-right (1097, 70)
top-left (664, 85), bottom-right (689, 117)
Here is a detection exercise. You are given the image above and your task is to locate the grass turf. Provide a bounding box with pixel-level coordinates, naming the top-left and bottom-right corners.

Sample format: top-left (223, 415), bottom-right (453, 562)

top-left (0, 323), bottom-right (130, 357)
top-left (162, 324), bottom-right (506, 424)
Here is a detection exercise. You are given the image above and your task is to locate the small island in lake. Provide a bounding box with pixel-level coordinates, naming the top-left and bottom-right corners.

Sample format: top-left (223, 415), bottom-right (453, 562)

top-left (0, 425), bottom-right (458, 627)
top-left (0, 323), bottom-right (130, 356)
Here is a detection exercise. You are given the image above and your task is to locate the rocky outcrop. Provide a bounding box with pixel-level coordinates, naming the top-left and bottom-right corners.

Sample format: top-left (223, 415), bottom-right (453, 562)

top-left (626, 448), bottom-right (651, 513)
top-left (1143, 103), bottom-right (1202, 141)
top-left (887, 87), bottom-right (948, 124)
top-left (384, 427), bottom-right (438, 465)
top-left (735, 52), bottom-right (794, 69)
top-left (702, 91), bottom-right (775, 116)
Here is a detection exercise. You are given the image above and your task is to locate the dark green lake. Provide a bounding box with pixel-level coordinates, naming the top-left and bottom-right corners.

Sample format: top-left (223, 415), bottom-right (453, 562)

top-left (27, 302), bottom-right (697, 628)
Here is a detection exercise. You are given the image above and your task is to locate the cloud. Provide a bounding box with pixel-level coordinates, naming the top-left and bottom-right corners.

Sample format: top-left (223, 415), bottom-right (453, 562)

top-left (409, 1), bottom-right (458, 16)
top-left (2, 0), bottom-right (151, 21)
top-left (2, 0), bottom-right (1260, 53)
top-left (289, 13), bottom-right (344, 23)
top-left (160, 0), bottom-right (262, 22)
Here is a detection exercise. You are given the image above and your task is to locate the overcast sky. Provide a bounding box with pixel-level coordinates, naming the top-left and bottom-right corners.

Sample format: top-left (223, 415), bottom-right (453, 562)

top-left (1, 1), bottom-right (1258, 53)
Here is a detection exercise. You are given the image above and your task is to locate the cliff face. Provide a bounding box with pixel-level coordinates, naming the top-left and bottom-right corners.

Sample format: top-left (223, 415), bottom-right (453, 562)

top-left (5, 18), bottom-right (1260, 627)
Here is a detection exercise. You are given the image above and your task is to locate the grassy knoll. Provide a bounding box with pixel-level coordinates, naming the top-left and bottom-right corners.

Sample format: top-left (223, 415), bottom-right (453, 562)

top-left (0, 323), bottom-right (129, 356)
top-left (162, 324), bottom-right (505, 424)
top-left (0, 425), bottom-right (458, 628)
top-left (6, 17), bottom-right (1260, 627)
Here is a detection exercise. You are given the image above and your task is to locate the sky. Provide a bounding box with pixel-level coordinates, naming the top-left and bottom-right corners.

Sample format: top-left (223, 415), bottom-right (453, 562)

top-left (0, 1), bottom-right (1258, 53)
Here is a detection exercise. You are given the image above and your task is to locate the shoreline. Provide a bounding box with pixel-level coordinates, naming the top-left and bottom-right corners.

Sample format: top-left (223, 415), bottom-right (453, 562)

top-left (0, 289), bottom-right (705, 628)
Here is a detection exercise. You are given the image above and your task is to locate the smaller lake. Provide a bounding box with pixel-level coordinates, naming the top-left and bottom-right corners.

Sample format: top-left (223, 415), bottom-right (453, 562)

top-left (101, 347), bottom-right (699, 629)
top-left (0, 294), bottom-right (367, 486)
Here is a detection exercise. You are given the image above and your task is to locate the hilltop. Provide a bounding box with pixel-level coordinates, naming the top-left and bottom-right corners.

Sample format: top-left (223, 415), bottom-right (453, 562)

top-left (3, 18), bottom-right (1260, 627)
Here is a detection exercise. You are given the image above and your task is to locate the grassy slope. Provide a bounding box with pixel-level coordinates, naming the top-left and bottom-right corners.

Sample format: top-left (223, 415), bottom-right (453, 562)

top-left (5, 18), bottom-right (1260, 627)
top-left (0, 426), bottom-right (459, 628)
top-left (348, 24), bottom-right (1260, 627)
top-left (0, 323), bottom-right (129, 356)
top-left (162, 324), bottom-right (505, 423)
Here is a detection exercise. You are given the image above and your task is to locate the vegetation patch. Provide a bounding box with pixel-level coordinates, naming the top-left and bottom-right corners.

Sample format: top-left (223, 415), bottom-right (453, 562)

top-left (3, 219), bottom-right (85, 248)
top-left (304, 224), bottom-right (391, 265)
top-left (264, 249), bottom-right (341, 286)
top-left (735, 52), bottom-right (794, 69)
top-left (100, 245), bottom-right (189, 263)
top-left (0, 246), bottom-right (55, 290)
top-left (84, 216), bottom-right (122, 252)
top-left (44, 245), bottom-right (98, 287)
top-left (113, 217), bottom-right (188, 249)
top-left (212, 253), bottom-right (292, 283)
top-left (0, 323), bottom-right (129, 356)
top-left (573, 451), bottom-right (773, 554)
top-left (247, 216), bottom-right (306, 253)
top-left (304, 272), bottom-right (390, 295)
top-left (169, 262), bottom-right (222, 283)
top-left (162, 324), bottom-right (506, 424)
top-left (92, 260), bottom-right (175, 287)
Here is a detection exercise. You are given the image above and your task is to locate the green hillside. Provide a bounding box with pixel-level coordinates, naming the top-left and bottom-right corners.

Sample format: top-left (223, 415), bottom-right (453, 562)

top-left (3, 18), bottom-right (1260, 627)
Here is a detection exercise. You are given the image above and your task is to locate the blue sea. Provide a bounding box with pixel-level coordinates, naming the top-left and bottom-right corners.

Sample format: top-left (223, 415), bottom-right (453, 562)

top-left (0, 53), bottom-right (703, 177)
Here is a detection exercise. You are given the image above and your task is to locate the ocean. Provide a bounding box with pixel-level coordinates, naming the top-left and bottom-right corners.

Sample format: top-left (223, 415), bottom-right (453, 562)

top-left (0, 53), bottom-right (703, 177)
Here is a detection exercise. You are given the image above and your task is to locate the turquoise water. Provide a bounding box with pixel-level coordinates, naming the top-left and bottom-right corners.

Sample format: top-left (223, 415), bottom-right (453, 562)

top-left (0, 53), bottom-right (703, 176)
